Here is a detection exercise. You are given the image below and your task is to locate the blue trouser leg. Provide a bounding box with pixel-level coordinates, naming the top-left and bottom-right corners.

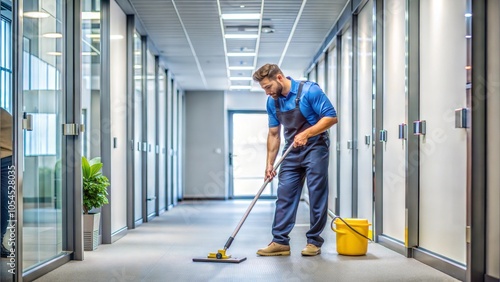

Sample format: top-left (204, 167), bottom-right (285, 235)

top-left (271, 139), bottom-right (329, 247)
top-left (303, 142), bottom-right (329, 247)
top-left (271, 149), bottom-right (305, 245)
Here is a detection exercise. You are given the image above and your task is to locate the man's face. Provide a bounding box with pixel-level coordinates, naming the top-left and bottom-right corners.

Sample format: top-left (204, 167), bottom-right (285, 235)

top-left (259, 76), bottom-right (283, 99)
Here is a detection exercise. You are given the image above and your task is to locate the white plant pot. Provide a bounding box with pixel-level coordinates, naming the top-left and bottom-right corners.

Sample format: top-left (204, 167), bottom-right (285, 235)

top-left (83, 212), bottom-right (101, 251)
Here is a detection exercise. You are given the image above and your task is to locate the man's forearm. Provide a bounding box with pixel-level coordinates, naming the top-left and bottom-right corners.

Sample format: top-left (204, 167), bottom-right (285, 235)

top-left (267, 130), bottom-right (281, 166)
top-left (301, 117), bottom-right (338, 138)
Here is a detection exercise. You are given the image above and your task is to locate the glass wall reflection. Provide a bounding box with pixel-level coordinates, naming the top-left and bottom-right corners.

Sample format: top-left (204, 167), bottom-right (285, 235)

top-left (81, 0), bottom-right (101, 160)
top-left (22, 0), bottom-right (64, 271)
top-left (1, 1), bottom-right (14, 280)
top-left (133, 32), bottom-right (142, 223)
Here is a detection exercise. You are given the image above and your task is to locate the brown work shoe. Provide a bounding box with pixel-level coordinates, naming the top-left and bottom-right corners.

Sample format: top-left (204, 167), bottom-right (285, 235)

top-left (256, 242), bottom-right (290, 256)
top-left (301, 244), bottom-right (321, 256)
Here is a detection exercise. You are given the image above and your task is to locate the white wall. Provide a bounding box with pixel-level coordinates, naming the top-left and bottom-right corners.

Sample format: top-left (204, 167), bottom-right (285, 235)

top-left (184, 90), bottom-right (227, 198)
top-left (226, 91), bottom-right (267, 111)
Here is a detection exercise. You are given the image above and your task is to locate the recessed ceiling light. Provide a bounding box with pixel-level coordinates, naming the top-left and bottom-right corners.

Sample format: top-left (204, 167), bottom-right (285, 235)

top-left (43, 33), bottom-right (63, 38)
top-left (228, 66), bottom-right (254, 70)
top-left (465, 13), bottom-right (472, 17)
top-left (229, 77), bottom-right (253, 80)
top-left (47, 52), bottom-right (62, 56)
top-left (24, 11), bottom-right (50, 18)
top-left (221, 13), bottom-right (261, 20)
top-left (224, 34), bottom-right (259, 39)
top-left (82, 52), bottom-right (98, 56)
top-left (227, 52), bottom-right (256, 57)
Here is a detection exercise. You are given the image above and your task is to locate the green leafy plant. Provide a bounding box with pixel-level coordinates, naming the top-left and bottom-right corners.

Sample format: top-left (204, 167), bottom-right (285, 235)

top-left (82, 156), bottom-right (110, 214)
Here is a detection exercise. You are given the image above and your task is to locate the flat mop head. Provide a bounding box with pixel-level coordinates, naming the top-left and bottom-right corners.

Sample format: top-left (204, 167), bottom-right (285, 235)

top-left (192, 249), bottom-right (247, 263)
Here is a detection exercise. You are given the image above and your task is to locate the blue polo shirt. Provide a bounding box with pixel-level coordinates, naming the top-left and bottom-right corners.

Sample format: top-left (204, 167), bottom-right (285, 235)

top-left (266, 77), bottom-right (337, 128)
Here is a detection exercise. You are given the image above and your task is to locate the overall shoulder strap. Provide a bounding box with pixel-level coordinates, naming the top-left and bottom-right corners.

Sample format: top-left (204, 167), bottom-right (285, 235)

top-left (295, 81), bottom-right (306, 107)
top-left (274, 98), bottom-right (280, 114)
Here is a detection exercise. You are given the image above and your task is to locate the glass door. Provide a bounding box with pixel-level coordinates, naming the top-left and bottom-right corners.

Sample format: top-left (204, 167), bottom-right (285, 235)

top-left (229, 112), bottom-right (278, 198)
top-left (0, 1), bottom-right (14, 280)
top-left (21, 0), bottom-right (64, 271)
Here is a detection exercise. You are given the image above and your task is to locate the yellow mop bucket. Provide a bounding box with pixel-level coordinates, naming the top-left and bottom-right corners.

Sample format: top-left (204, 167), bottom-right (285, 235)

top-left (332, 218), bottom-right (371, 256)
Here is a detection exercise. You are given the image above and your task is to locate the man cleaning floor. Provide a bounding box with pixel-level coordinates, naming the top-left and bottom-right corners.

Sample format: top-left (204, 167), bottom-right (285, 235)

top-left (252, 63), bottom-right (338, 257)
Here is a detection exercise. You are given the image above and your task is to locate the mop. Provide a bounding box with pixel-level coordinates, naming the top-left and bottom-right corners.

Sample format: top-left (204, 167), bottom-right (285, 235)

top-left (192, 145), bottom-right (294, 263)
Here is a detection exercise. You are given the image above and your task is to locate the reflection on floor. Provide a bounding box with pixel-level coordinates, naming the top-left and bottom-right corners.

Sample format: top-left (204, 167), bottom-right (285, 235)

top-left (30, 200), bottom-right (459, 281)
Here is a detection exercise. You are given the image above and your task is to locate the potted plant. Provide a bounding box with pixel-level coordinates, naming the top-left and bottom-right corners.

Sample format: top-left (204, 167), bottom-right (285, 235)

top-left (82, 156), bottom-right (110, 251)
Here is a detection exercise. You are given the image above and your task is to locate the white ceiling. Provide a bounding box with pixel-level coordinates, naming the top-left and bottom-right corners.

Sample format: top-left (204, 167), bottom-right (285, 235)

top-left (117, 0), bottom-right (348, 92)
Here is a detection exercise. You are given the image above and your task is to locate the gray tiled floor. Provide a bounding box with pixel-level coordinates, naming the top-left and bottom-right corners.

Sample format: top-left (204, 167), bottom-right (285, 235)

top-left (35, 200), bottom-right (459, 282)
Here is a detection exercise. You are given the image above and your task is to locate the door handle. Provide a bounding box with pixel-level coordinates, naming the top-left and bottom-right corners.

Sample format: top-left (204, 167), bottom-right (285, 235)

top-left (22, 113), bottom-right (33, 131)
top-left (455, 108), bottom-right (468, 128)
top-left (229, 153), bottom-right (237, 165)
top-left (413, 120), bottom-right (426, 135)
top-left (379, 130), bottom-right (387, 142)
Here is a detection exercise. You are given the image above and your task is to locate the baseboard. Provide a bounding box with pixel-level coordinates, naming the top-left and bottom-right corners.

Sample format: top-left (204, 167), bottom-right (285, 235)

top-left (485, 273), bottom-right (500, 282)
top-left (377, 234), bottom-right (407, 256)
top-left (413, 247), bottom-right (466, 281)
top-left (23, 252), bottom-right (71, 282)
top-left (147, 212), bottom-right (156, 222)
top-left (134, 218), bottom-right (143, 227)
top-left (182, 197), bottom-right (226, 201)
top-left (111, 226), bottom-right (128, 243)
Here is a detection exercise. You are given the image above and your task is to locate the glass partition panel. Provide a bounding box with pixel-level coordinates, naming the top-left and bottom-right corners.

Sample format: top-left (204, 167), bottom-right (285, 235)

top-left (419, 0), bottom-right (467, 264)
top-left (146, 49), bottom-right (156, 217)
top-left (356, 0), bottom-right (374, 225)
top-left (110, 0), bottom-right (127, 233)
top-left (22, 0), bottom-right (64, 271)
top-left (0, 1), bottom-right (14, 280)
top-left (339, 27), bottom-right (353, 217)
top-left (133, 32), bottom-right (142, 222)
top-left (327, 44), bottom-right (338, 214)
top-left (157, 67), bottom-right (166, 211)
top-left (382, 0), bottom-right (406, 242)
top-left (81, 0), bottom-right (101, 159)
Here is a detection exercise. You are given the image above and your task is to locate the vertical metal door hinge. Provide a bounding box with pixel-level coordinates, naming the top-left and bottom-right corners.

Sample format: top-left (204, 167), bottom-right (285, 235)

top-left (63, 123), bottom-right (85, 136)
top-left (466, 226), bottom-right (471, 243)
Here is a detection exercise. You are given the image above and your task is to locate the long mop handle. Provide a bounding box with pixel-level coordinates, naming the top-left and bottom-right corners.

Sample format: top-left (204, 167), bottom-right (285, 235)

top-left (223, 145), bottom-right (295, 251)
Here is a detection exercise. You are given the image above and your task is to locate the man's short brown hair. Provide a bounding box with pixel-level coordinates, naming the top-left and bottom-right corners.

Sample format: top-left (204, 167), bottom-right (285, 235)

top-left (252, 64), bottom-right (284, 82)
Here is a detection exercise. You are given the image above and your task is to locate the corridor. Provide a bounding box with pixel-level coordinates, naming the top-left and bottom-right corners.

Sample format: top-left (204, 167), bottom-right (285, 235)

top-left (35, 200), bottom-right (458, 282)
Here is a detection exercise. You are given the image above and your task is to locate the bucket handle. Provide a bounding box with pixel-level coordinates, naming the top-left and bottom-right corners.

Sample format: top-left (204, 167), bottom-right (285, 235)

top-left (330, 219), bottom-right (346, 234)
top-left (330, 217), bottom-right (374, 242)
